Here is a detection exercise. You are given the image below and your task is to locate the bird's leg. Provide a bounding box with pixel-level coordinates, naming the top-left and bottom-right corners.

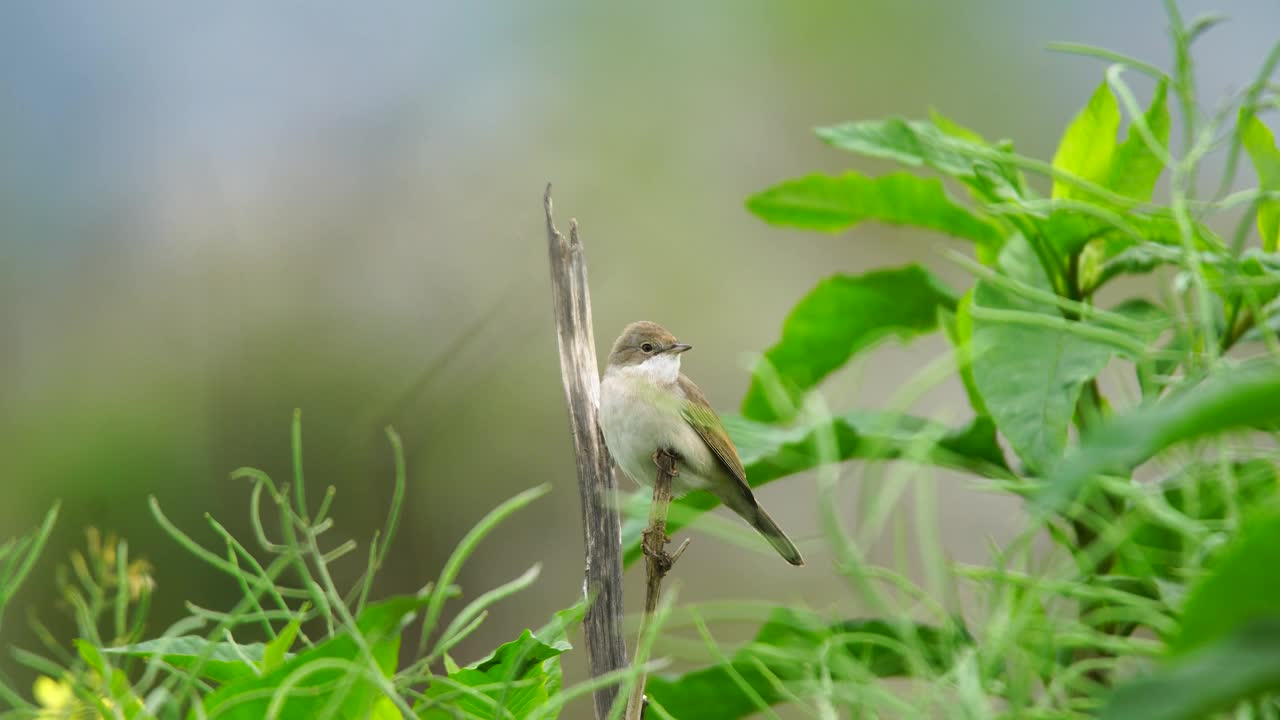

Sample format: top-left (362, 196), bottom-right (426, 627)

top-left (642, 448), bottom-right (686, 571)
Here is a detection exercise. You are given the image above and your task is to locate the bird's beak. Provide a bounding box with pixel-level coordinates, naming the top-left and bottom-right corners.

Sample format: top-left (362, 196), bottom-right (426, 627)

top-left (670, 343), bottom-right (693, 354)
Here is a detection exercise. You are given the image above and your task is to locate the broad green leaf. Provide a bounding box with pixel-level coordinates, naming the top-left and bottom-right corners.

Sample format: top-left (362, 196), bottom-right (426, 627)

top-left (1100, 619), bottom-right (1280, 720)
top-left (1109, 298), bottom-right (1170, 345)
top-left (1052, 81), bottom-right (1120, 200)
top-left (370, 697), bottom-right (401, 720)
top-left (1174, 508), bottom-right (1280, 654)
top-left (623, 412), bottom-right (1007, 566)
top-left (199, 594), bottom-right (427, 720)
top-left (1041, 208), bottom-right (1108, 257)
top-left (645, 607), bottom-right (970, 720)
top-left (746, 171), bottom-right (1001, 247)
top-left (1035, 359), bottom-right (1280, 513)
top-left (103, 636), bottom-right (268, 684)
top-left (741, 265), bottom-right (957, 423)
top-left (1241, 114), bottom-right (1280, 252)
top-left (533, 602), bottom-right (585, 699)
top-left (971, 235), bottom-right (1118, 473)
top-left (416, 626), bottom-right (571, 719)
top-left (1108, 79), bottom-right (1170, 201)
top-left (816, 118), bottom-right (1024, 201)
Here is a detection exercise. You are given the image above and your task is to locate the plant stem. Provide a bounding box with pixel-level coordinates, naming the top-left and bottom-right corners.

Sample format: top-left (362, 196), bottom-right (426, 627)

top-left (625, 449), bottom-right (690, 720)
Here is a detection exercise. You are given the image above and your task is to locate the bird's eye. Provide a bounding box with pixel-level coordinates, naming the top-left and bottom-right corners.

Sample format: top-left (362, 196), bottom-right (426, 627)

top-left (640, 343), bottom-right (654, 353)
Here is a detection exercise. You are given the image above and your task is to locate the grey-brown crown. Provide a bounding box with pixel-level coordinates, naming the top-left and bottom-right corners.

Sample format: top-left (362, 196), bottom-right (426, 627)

top-left (607, 321), bottom-right (688, 367)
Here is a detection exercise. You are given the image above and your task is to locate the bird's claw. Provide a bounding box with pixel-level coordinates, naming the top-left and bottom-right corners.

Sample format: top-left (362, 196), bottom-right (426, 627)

top-left (651, 448), bottom-right (680, 477)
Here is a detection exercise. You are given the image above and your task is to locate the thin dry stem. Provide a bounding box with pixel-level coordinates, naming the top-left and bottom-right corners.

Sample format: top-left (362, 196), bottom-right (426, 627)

top-left (625, 449), bottom-right (687, 720)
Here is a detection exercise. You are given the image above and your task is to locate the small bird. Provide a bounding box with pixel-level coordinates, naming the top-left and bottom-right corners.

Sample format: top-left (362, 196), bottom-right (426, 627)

top-left (599, 321), bottom-right (804, 566)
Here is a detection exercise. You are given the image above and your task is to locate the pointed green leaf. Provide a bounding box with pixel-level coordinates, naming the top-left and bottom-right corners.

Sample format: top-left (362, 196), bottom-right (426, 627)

top-left (747, 171), bottom-right (1001, 247)
top-left (1035, 359), bottom-right (1280, 513)
top-left (817, 118), bottom-right (1025, 200)
top-left (1241, 114), bottom-right (1280, 252)
top-left (971, 236), bottom-right (1117, 473)
top-left (623, 412), bottom-right (1007, 565)
top-left (741, 266), bottom-right (957, 423)
top-left (1052, 81), bottom-right (1121, 200)
top-left (261, 617), bottom-right (302, 673)
top-left (928, 107), bottom-right (986, 144)
top-left (103, 636), bottom-right (266, 684)
top-left (1108, 79), bottom-right (1170, 201)
top-left (416, 625), bottom-right (572, 719)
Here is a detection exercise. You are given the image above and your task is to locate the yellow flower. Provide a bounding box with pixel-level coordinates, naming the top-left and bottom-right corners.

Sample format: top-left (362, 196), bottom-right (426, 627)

top-left (33, 675), bottom-right (109, 720)
top-left (126, 559), bottom-right (156, 600)
top-left (33, 676), bottom-right (76, 719)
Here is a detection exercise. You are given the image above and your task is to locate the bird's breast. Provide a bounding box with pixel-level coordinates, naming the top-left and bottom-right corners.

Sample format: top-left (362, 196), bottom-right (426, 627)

top-left (599, 371), bottom-right (716, 494)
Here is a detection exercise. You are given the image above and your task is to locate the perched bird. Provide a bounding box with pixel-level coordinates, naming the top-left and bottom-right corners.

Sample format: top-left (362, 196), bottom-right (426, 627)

top-left (599, 321), bottom-right (804, 566)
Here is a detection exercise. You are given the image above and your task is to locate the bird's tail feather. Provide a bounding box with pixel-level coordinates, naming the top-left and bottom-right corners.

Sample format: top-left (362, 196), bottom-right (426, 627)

top-left (750, 505), bottom-right (805, 566)
top-left (720, 489), bottom-right (804, 566)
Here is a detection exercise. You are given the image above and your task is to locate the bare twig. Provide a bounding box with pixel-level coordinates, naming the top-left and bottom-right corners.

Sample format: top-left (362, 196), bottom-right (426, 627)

top-left (625, 449), bottom-right (689, 720)
top-left (543, 184), bottom-right (629, 719)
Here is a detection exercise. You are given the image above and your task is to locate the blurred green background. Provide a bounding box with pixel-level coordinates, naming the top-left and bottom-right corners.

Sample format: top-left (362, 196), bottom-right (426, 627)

top-left (2, 0), bottom-right (1278, 712)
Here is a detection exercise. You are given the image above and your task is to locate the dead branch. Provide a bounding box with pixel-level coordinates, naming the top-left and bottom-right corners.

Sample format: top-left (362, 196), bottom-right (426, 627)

top-left (543, 184), bottom-right (629, 720)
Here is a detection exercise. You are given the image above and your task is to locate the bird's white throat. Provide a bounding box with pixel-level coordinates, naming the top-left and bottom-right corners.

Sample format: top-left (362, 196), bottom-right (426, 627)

top-left (610, 352), bottom-right (682, 385)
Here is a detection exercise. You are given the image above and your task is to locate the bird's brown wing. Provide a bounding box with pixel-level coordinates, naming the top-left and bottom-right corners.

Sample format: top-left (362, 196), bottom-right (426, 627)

top-left (677, 374), bottom-right (749, 486)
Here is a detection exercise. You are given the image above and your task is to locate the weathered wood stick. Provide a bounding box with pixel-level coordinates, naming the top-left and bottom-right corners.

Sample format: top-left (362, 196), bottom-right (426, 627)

top-left (543, 184), bottom-right (629, 720)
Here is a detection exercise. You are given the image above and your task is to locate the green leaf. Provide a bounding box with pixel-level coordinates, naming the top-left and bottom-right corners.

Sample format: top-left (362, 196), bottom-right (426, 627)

top-left (816, 118), bottom-right (1025, 201)
top-left (1035, 359), bottom-right (1280, 513)
top-left (1100, 619), bottom-right (1280, 720)
top-left (1052, 81), bottom-right (1121, 200)
top-left (1241, 114), bottom-right (1280, 252)
top-left (940, 298), bottom-right (989, 417)
top-left (623, 411), bottom-right (1007, 566)
top-left (741, 265), bottom-right (957, 423)
top-left (103, 636), bottom-right (267, 684)
top-left (200, 594), bottom-right (426, 720)
top-left (76, 640), bottom-right (147, 718)
top-left (1041, 208), bottom-right (1108, 257)
top-left (261, 617), bottom-right (302, 673)
top-left (971, 235), bottom-right (1118, 473)
top-left (416, 625), bottom-right (572, 719)
top-left (1175, 508), bottom-right (1280, 654)
top-left (928, 107), bottom-right (986, 144)
top-left (1108, 79), bottom-right (1170, 201)
top-left (645, 607), bottom-right (970, 720)
top-left (746, 171), bottom-right (1001, 246)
